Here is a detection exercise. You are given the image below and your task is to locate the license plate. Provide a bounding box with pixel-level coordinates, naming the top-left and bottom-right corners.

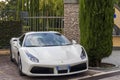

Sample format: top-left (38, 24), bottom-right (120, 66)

top-left (57, 65), bottom-right (70, 70)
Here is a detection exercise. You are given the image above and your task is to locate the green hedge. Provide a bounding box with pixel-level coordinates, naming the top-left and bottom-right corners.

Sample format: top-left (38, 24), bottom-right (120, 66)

top-left (0, 21), bottom-right (22, 49)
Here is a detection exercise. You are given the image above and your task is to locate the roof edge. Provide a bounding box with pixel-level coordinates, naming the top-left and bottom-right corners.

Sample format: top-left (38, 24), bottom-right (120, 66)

top-left (114, 4), bottom-right (120, 11)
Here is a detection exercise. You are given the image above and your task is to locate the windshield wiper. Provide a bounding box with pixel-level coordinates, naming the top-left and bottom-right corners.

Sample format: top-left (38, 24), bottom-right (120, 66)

top-left (42, 44), bottom-right (72, 47)
top-left (41, 45), bottom-right (59, 47)
top-left (25, 45), bottom-right (41, 47)
top-left (65, 43), bottom-right (72, 45)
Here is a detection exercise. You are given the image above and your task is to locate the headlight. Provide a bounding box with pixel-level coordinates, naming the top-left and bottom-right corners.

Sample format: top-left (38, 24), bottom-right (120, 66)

top-left (26, 53), bottom-right (39, 63)
top-left (80, 47), bottom-right (86, 59)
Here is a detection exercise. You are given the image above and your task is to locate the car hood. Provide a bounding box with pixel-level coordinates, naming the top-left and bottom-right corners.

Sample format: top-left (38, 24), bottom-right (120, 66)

top-left (23, 44), bottom-right (82, 61)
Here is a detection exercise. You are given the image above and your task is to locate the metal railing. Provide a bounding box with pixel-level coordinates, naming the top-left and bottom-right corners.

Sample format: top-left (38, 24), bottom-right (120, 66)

top-left (21, 16), bottom-right (64, 33)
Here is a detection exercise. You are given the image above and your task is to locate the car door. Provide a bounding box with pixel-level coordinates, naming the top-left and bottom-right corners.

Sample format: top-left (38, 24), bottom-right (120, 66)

top-left (10, 38), bottom-right (18, 59)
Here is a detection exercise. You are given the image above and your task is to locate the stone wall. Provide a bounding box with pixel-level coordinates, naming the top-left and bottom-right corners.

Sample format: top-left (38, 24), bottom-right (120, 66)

top-left (64, 2), bottom-right (80, 43)
top-left (63, 2), bottom-right (120, 47)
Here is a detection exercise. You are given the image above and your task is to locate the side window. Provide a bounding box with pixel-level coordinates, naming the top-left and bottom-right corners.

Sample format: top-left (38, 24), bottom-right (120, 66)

top-left (19, 35), bottom-right (25, 46)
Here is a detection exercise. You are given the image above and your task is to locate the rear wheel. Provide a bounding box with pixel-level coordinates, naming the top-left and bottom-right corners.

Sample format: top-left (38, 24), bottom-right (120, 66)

top-left (18, 55), bottom-right (25, 76)
top-left (10, 45), bottom-right (14, 62)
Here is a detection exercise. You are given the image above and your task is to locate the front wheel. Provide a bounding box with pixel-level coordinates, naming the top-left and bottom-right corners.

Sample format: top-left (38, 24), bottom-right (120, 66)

top-left (18, 55), bottom-right (25, 76)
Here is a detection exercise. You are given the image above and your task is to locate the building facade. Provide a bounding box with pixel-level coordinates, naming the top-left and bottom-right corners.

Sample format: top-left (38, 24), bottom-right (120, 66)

top-left (113, 4), bottom-right (120, 47)
top-left (64, 0), bottom-right (120, 47)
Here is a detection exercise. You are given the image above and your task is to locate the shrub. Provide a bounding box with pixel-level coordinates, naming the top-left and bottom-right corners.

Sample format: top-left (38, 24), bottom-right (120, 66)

top-left (0, 21), bottom-right (22, 49)
top-left (79, 0), bottom-right (114, 66)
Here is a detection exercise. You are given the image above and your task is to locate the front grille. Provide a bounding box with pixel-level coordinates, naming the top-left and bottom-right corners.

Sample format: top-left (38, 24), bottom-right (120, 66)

top-left (70, 63), bottom-right (87, 72)
top-left (30, 67), bottom-right (54, 74)
top-left (58, 70), bottom-right (68, 74)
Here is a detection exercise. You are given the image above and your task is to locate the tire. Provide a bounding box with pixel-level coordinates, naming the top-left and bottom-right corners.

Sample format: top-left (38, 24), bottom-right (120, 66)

top-left (10, 45), bottom-right (14, 62)
top-left (18, 55), bottom-right (25, 76)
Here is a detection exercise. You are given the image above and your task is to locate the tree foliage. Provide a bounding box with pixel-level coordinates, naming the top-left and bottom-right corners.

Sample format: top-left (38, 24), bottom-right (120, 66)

top-left (0, 1), bottom-right (6, 10)
top-left (79, 0), bottom-right (114, 66)
top-left (0, 0), bottom-right (17, 21)
top-left (115, 0), bottom-right (120, 7)
top-left (17, 0), bottom-right (64, 18)
top-left (16, 0), bottom-right (64, 31)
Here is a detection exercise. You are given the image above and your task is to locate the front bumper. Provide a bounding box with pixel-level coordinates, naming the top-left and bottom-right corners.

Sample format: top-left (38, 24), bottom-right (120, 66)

top-left (22, 59), bottom-right (88, 76)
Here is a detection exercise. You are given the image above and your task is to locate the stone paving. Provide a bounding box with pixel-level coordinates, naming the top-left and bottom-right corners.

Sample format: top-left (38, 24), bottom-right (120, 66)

top-left (95, 49), bottom-right (120, 80)
top-left (0, 49), bottom-right (120, 80)
top-left (99, 75), bottom-right (120, 80)
top-left (102, 50), bottom-right (120, 67)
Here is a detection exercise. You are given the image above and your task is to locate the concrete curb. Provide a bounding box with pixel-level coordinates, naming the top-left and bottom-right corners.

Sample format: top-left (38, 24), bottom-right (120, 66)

top-left (93, 69), bottom-right (120, 76)
top-left (0, 49), bottom-right (10, 55)
top-left (76, 69), bottom-right (120, 80)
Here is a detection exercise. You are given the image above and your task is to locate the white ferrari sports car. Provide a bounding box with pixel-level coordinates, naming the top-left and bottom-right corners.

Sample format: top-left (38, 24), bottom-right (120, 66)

top-left (10, 31), bottom-right (88, 76)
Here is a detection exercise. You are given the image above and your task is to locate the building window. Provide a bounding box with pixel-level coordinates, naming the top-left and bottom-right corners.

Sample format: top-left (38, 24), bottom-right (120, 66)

top-left (113, 25), bottom-right (120, 35)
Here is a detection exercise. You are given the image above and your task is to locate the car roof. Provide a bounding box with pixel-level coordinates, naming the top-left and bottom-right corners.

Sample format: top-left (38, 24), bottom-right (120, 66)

top-left (25, 31), bottom-right (60, 36)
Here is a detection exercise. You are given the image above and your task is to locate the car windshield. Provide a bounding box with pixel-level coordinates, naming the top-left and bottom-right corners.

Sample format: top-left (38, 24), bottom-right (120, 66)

top-left (24, 33), bottom-right (71, 47)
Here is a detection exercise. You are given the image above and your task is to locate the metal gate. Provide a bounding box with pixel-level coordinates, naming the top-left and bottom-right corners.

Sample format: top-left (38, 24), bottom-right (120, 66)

top-left (18, 0), bottom-right (64, 33)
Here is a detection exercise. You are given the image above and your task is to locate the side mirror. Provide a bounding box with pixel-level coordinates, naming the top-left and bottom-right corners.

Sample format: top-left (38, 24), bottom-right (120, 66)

top-left (12, 39), bottom-right (18, 47)
top-left (72, 40), bottom-right (77, 44)
top-left (13, 39), bottom-right (17, 41)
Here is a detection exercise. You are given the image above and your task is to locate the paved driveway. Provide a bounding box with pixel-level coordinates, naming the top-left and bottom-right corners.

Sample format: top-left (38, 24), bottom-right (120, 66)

top-left (102, 50), bottom-right (120, 67)
top-left (1, 49), bottom-right (119, 80)
top-left (0, 55), bottom-right (99, 80)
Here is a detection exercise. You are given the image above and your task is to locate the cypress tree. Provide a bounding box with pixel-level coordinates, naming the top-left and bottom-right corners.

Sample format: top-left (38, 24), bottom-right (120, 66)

top-left (79, 0), bottom-right (114, 66)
